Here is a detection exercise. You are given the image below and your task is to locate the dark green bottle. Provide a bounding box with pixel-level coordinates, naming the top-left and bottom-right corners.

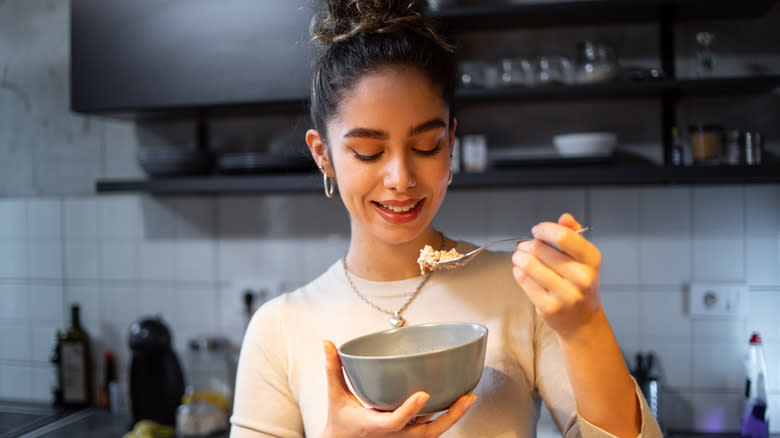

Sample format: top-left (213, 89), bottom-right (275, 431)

top-left (60, 305), bottom-right (93, 407)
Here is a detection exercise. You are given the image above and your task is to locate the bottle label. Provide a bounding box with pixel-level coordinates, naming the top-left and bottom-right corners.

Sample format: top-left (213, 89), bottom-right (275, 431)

top-left (61, 343), bottom-right (87, 403)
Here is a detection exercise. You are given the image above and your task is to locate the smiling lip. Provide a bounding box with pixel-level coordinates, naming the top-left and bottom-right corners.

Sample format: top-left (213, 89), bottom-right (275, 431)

top-left (373, 199), bottom-right (424, 224)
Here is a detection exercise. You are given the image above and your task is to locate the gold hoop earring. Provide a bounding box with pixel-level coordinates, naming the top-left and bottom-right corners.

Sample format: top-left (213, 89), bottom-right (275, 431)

top-left (447, 165), bottom-right (453, 186)
top-left (323, 172), bottom-right (335, 198)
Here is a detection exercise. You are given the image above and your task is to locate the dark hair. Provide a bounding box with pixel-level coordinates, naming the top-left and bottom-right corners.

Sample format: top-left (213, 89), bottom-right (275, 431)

top-left (309, 0), bottom-right (456, 141)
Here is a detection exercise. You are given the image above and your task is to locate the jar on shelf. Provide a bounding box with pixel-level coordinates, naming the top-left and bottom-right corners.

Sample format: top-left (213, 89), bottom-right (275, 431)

top-left (688, 123), bottom-right (724, 165)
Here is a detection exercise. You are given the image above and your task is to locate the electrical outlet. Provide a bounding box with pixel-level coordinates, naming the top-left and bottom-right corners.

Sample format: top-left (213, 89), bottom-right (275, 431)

top-left (225, 277), bottom-right (281, 322)
top-left (689, 283), bottom-right (747, 318)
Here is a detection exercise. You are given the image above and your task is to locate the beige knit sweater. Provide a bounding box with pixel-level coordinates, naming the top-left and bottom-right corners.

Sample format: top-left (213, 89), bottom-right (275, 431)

top-left (230, 242), bottom-right (662, 438)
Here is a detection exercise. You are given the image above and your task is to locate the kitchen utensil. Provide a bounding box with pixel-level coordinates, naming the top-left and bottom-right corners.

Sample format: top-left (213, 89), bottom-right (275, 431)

top-left (535, 56), bottom-right (575, 85)
top-left (742, 131), bottom-right (764, 165)
top-left (338, 322), bottom-right (488, 415)
top-left (553, 133), bottom-right (617, 157)
top-left (575, 40), bottom-right (619, 84)
top-left (425, 227), bottom-right (588, 272)
top-left (500, 58), bottom-right (534, 87)
top-left (458, 60), bottom-right (486, 88)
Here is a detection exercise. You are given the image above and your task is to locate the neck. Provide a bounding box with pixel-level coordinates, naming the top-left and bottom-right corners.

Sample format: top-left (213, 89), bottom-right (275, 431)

top-left (344, 227), bottom-right (447, 281)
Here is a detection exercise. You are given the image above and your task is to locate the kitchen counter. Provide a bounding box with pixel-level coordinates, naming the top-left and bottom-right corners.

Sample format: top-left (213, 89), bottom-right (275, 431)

top-left (1, 407), bottom-right (228, 438)
top-left (2, 402), bottom-right (776, 438)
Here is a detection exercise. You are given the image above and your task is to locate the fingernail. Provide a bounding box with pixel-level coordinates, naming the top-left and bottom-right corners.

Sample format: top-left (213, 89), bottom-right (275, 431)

top-left (418, 393), bottom-right (430, 405)
top-left (322, 340), bottom-right (332, 356)
top-left (464, 394), bottom-right (478, 410)
top-left (531, 225), bottom-right (539, 235)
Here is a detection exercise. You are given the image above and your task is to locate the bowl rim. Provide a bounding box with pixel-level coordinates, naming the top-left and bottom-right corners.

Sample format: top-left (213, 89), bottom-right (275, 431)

top-left (553, 132), bottom-right (617, 143)
top-left (338, 322), bottom-right (488, 361)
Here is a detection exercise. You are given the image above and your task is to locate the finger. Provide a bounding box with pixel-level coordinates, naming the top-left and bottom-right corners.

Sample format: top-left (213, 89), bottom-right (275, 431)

top-left (512, 250), bottom-right (579, 302)
top-left (412, 414), bottom-right (434, 424)
top-left (531, 222), bottom-right (600, 267)
top-left (512, 263), bottom-right (557, 313)
top-left (557, 212), bottom-right (582, 230)
top-left (516, 239), bottom-right (596, 290)
top-left (413, 393), bottom-right (478, 436)
top-left (322, 340), bottom-right (359, 405)
top-left (376, 392), bottom-right (430, 432)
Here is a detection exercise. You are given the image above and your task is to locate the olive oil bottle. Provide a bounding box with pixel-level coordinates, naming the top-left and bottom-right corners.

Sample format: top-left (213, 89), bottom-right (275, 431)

top-left (60, 304), bottom-right (93, 407)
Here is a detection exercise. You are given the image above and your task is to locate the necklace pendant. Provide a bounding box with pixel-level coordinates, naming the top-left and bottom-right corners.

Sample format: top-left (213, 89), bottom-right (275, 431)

top-left (389, 313), bottom-right (406, 328)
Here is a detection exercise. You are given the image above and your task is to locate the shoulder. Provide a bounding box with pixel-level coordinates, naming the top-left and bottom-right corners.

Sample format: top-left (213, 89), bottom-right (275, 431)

top-left (249, 260), bottom-right (345, 331)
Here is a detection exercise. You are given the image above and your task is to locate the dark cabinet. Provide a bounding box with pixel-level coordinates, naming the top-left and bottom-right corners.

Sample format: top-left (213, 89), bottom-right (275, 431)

top-left (80, 0), bottom-right (780, 194)
top-left (70, 0), bottom-right (316, 114)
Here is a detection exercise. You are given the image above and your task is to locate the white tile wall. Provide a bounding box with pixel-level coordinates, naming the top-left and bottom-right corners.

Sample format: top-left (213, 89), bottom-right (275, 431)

top-left (589, 187), bottom-right (640, 285)
top-left (745, 186), bottom-right (780, 285)
top-left (2, 0), bottom-right (778, 423)
top-left (692, 187), bottom-right (746, 282)
top-left (0, 189), bottom-right (778, 432)
top-left (639, 188), bottom-right (693, 285)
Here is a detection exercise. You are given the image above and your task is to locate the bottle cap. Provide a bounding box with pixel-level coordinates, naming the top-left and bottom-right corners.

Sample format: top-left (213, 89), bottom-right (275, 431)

top-left (749, 332), bottom-right (762, 344)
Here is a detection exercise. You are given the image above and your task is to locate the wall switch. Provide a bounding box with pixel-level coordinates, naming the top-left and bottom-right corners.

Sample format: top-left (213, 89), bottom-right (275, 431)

top-left (689, 283), bottom-right (747, 318)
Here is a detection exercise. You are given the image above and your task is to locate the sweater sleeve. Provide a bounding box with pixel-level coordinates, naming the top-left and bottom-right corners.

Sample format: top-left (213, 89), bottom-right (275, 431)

top-left (534, 313), bottom-right (663, 438)
top-left (230, 296), bottom-right (304, 438)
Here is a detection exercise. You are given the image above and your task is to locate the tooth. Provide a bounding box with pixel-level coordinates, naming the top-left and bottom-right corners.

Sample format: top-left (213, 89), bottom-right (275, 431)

top-left (381, 202), bottom-right (416, 213)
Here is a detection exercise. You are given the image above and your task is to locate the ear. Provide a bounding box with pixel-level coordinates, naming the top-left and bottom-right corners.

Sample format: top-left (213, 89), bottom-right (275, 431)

top-left (448, 117), bottom-right (458, 156)
top-left (306, 129), bottom-right (333, 176)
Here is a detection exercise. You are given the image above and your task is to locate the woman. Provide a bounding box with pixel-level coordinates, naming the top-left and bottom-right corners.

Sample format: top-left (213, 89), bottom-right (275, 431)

top-left (231, 1), bottom-right (662, 437)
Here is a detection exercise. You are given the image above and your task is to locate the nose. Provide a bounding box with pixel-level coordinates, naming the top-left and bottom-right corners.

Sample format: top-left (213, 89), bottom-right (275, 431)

top-left (383, 153), bottom-right (416, 192)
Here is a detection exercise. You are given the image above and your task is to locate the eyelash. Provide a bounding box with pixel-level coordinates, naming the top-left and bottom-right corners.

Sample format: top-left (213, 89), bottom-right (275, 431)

top-left (352, 143), bottom-right (442, 162)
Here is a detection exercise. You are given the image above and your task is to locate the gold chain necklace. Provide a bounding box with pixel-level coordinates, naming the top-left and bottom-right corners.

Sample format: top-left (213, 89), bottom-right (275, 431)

top-left (343, 233), bottom-right (445, 328)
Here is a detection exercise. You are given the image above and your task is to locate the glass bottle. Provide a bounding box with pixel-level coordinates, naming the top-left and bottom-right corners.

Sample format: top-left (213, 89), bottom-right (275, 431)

top-left (60, 304), bottom-right (93, 407)
top-left (695, 32), bottom-right (715, 77)
top-left (101, 352), bottom-right (117, 408)
top-left (670, 126), bottom-right (684, 166)
top-left (49, 330), bottom-right (63, 406)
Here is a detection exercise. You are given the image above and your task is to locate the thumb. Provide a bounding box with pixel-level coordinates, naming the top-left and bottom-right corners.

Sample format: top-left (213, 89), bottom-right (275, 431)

top-left (558, 212), bottom-right (582, 231)
top-left (322, 340), bottom-right (358, 404)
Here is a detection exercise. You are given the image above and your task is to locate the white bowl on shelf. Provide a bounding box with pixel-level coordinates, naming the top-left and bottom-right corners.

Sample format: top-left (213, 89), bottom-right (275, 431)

top-left (553, 132), bottom-right (617, 157)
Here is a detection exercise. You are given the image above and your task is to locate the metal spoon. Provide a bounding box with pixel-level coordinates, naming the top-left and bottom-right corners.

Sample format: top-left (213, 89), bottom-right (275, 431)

top-left (424, 227), bottom-right (589, 272)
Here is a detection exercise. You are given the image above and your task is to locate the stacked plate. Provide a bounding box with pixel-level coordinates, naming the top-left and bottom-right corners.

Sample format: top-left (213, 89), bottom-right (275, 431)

top-left (137, 148), bottom-right (215, 177)
top-left (216, 152), bottom-right (315, 174)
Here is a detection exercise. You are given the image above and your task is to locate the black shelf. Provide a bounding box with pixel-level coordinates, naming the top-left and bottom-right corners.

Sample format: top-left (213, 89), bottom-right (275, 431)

top-left (429, 0), bottom-right (777, 32)
top-left (95, 165), bottom-right (780, 195)
top-left (87, 75), bottom-right (780, 119)
top-left (454, 75), bottom-right (780, 103)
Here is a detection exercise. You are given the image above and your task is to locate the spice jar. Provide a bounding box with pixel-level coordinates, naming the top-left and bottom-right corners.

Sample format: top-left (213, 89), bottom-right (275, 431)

top-left (689, 123), bottom-right (723, 165)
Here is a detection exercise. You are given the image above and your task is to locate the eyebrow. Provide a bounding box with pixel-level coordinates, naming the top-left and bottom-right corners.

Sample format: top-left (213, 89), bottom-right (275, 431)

top-left (342, 118), bottom-right (447, 140)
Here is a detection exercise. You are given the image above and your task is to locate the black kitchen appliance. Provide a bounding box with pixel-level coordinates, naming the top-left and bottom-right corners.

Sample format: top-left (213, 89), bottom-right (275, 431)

top-left (128, 316), bottom-right (185, 427)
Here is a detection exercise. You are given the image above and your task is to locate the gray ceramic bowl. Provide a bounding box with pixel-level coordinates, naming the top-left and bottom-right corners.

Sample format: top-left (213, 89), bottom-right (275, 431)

top-left (338, 322), bottom-right (488, 415)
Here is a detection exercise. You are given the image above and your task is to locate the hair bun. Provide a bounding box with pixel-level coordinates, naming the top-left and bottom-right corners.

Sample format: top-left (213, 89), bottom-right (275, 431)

top-left (311, 0), bottom-right (444, 47)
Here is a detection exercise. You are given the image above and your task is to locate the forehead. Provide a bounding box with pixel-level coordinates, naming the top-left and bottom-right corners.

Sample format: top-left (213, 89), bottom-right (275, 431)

top-left (330, 67), bottom-right (449, 134)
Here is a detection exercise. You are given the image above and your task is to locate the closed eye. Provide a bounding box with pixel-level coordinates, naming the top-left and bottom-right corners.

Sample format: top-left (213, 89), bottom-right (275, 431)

top-left (414, 143), bottom-right (441, 156)
top-left (353, 151), bottom-right (383, 162)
